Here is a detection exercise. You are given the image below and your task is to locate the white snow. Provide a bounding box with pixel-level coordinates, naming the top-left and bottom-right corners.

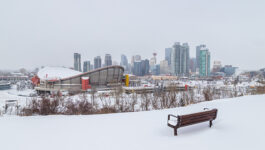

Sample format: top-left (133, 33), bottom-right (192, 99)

top-left (0, 94), bottom-right (265, 150)
top-left (0, 86), bottom-right (31, 109)
top-left (37, 66), bottom-right (82, 80)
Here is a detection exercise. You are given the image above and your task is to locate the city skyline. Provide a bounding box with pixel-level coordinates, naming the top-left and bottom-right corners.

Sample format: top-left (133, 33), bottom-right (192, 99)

top-left (0, 0), bottom-right (265, 70)
top-left (1, 1), bottom-right (265, 149)
top-left (0, 42), bottom-right (262, 72)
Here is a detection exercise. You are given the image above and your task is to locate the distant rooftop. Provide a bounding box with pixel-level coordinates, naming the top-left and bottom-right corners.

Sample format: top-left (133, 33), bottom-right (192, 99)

top-left (37, 66), bottom-right (82, 80)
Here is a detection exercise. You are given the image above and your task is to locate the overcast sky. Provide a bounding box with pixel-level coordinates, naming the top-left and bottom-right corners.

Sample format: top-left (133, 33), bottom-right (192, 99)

top-left (0, 0), bottom-right (264, 71)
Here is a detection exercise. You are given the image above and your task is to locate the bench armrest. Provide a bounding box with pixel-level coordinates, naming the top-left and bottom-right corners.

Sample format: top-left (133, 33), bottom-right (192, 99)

top-left (168, 114), bottom-right (178, 120)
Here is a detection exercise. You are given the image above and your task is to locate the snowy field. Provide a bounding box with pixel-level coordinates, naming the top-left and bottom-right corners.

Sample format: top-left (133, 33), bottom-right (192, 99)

top-left (0, 94), bottom-right (265, 150)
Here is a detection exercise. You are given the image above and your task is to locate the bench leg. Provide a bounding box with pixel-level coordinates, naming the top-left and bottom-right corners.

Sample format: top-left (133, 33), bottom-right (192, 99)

top-left (209, 120), bottom-right (213, 128)
top-left (174, 128), bottom-right (178, 136)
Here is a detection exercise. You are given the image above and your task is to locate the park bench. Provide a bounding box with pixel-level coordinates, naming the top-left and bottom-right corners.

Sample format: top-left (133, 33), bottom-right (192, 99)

top-left (167, 108), bottom-right (218, 136)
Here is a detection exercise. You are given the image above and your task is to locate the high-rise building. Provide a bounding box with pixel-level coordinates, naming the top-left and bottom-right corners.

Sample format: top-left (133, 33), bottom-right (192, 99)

top-left (189, 58), bottom-right (196, 73)
top-left (220, 65), bottom-right (237, 76)
top-left (131, 55), bottom-right (141, 73)
top-left (74, 53), bottom-right (81, 72)
top-left (165, 48), bottom-right (172, 66)
top-left (149, 53), bottom-right (157, 75)
top-left (94, 56), bottom-right (102, 69)
top-left (133, 61), bottom-right (142, 76)
top-left (131, 55), bottom-right (141, 65)
top-left (196, 44), bottom-right (206, 69)
top-left (104, 54), bottom-right (112, 67)
top-left (183, 43), bottom-right (190, 74)
top-left (83, 61), bottom-right (91, 72)
top-left (154, 64), bottom-right (160, 75)
top-left (212, 61), bottom-right (222, 73)
top-left (141, 59), bottom-right (150, 76)
top-left (199, 48), bottom-right (211, 77)
top-left (160, 60), bottom-right (169, 74)
top-left (132, 59), bottom-right (149, 76)
top-left (171, 42), bottom-right (190, 76)
top-left (120, 54), bottom-right (128, 71)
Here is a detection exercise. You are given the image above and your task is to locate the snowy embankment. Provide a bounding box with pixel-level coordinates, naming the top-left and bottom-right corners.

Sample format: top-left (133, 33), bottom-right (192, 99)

top-left (0, 95), bottom-right (265, 150)
top-left (0, 86), bottom-right (30, 108)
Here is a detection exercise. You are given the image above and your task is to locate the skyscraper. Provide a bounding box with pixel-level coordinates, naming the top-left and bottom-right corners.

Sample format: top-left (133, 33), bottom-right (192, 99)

top-left (133, 61), bottom-right (142, 76)
top-left (131, 55), bottom-right (141, 65)
top-left (212, 61), bottom-right (222, 73)
top-left (154, 64), bottom-right (160, 75)
top-left (183, 43), bottom-right (190, 75)
top-left (94, 56), bottom-right (102, 69)
top-left (189, 58), bottom-right (196, 73)
top-left (199, 48), bottom-right (211, 77)
top-left (104, 54), bottom-right (112, 67)
top-left (83, 61), bottom-right (91, 72)
top-left (196, 44), bottom-right (206, 70)
top-left (165, 48), bottom-right (172, 66)
top-left (74, 53), bottom-right (81, 72)
top-left (141, 59), bottom-right (150, 76)
top-left (132, 59), bottom-right (149, 76)
top-left (120, 54), bottom-right (128, 71)
top-left (131, 55), bottom-right (141, 73)
top-left (171, 42), bottom-right (190, 76)
top-left (160, 60), bottom-right (170, 74)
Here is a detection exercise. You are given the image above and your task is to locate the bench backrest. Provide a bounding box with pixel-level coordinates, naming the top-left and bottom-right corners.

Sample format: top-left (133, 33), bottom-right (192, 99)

top-left (177, 109), bottom-right (217, 127)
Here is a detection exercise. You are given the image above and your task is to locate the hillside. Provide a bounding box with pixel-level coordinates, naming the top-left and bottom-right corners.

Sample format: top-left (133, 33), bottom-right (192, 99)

top-left (0, 95), bottom-right (265, 150)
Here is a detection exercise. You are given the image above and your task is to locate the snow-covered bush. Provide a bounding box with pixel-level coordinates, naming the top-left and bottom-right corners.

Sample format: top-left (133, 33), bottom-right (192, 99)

top-left (16, 80), bottom-right (33, 91)
top-left (18, 81), bottom-right (263, 116)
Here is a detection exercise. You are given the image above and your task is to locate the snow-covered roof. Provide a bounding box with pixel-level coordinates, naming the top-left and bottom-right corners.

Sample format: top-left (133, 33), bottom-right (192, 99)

top-left (37, 66), bottom-right (82, 81)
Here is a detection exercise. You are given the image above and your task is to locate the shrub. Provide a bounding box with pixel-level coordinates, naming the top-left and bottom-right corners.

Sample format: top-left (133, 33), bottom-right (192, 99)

top-left (203, 87), bottom-right (213, 101)
top-left (78, 100), bottom-right (94, 114)
top-left (64, 100), bottom-right (79, 115)
top-left (98, 107), bottom-right (117, 114)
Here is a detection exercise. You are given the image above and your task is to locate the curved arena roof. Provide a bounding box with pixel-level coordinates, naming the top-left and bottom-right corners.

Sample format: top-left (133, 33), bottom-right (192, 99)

top-left (38, 67), bottom-right (82, 80)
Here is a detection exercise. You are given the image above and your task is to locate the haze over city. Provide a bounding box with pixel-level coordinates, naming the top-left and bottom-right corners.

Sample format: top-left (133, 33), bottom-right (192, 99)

top-left (1, 1), bottom-right (265, 150)
top-left (0, 0), bottom-right (265, 70)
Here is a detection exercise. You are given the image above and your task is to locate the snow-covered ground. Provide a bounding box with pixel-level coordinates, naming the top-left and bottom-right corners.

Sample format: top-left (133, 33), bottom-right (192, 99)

top-left (0, 94), bottom-right (265, 150)
top-left (0, 86), bottom-right (33, 109)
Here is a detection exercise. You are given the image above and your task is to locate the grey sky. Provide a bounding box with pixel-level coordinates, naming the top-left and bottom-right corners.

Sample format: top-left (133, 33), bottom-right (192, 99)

top-left (0, 0), bottom-right (264, 70)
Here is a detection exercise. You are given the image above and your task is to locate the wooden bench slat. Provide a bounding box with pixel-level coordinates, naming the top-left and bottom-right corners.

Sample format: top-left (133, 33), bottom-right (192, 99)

top-left (181, 114), bottom-right (215, 120)
top-left (179, 118), bottom-right (214, 127)
top-left (180, 110), bottom-right (217, 119)
top-left (180, 114), bottom-right (216, 120)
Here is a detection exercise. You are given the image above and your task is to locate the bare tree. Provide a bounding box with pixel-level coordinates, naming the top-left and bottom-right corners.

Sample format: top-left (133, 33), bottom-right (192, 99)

top-left (140, 89), bottom-right (151, 111)
top-left (130, 92), bottom-right (138, 112)
top-left (90, 87), bottom-right (97, 106)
